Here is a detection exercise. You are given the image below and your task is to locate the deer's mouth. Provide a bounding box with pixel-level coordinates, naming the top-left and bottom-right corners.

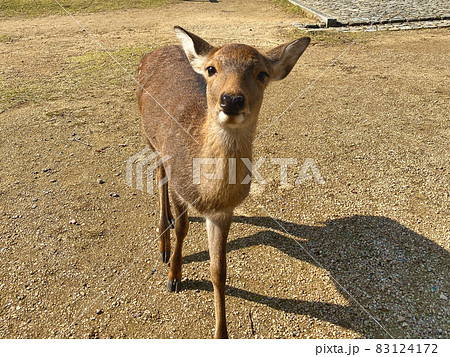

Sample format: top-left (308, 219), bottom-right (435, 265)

top-left (218, 111), bottom-right (245, 126)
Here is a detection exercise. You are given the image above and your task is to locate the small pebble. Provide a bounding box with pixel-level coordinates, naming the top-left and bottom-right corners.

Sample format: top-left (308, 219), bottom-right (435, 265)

top-left (110, 192), bottom-right (119, 197)
top-left (97, 179), bottom-right (105, 184)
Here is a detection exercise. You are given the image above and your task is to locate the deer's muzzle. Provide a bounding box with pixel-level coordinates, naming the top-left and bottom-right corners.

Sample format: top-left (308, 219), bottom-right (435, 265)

top-left (220, 93), bottom-right (245, 115)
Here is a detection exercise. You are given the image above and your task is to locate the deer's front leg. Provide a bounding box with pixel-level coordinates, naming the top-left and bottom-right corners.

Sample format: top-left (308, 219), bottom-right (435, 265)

top-left (206, 211), bottom-right (232, 339)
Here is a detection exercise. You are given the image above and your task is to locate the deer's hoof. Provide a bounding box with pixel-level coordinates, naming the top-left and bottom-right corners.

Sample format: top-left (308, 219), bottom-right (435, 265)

top-left (168, 279), bottom-right (181, 293)
top-left (160, 251), bottom-right (171, 264)
top-left (168, 218), bottom-right (175, 229)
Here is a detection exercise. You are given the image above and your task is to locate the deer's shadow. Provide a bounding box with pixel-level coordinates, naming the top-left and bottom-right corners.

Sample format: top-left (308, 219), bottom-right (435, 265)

top-left (183, 215), bottom-right (449, 338)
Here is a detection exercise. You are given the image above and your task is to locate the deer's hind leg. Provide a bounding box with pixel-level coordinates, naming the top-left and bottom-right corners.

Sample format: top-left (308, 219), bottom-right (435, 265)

top-left (157, 164), bottom-right (173, 263)
top-left (167, 191), bottom-right (189, 293)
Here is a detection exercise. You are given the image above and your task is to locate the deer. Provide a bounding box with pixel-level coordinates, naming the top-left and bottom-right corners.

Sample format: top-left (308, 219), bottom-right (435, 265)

top-left (136, 26), bottom-right (310, 338)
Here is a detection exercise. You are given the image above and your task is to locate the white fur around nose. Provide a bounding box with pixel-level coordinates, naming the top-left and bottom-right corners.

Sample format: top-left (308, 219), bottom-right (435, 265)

top-left (218, 111), bottom-right (244, 125)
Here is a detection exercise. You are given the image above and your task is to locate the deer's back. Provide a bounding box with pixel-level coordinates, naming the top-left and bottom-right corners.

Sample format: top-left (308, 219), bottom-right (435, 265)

top-left (137, 45), bottom-right (213, 209)
top-left (137, 45), bottom-right (207, 154)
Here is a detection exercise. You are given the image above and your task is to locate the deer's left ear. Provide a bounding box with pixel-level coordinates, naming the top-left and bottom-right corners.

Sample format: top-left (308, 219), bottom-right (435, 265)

top-left (174, 26), bottom-right (214, 74)
top-left (266, 37), bottom-right (310, 81)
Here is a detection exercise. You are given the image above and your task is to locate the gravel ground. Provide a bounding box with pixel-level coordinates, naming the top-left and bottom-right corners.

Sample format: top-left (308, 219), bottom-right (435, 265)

top-left (0, 0), bottom-right (449, 339)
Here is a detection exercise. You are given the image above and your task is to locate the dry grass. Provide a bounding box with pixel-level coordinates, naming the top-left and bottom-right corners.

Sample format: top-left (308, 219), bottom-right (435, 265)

top-left (0, 0), bottom-right (167, 18)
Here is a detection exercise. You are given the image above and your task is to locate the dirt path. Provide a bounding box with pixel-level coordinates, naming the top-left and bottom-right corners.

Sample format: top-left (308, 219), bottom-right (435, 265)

top-left (0, 0), bottom-right (449, 339)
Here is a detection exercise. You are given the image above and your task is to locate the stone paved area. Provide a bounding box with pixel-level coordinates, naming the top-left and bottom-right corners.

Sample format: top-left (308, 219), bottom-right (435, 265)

top-left (294, 19), bottom-right (450, 32)
top-left (289, 0), bottom-right (450, 26)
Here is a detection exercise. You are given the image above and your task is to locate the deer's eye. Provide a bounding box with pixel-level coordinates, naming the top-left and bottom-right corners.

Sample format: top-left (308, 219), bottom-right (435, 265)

top-left (257, 71), bottom-right (269, 83)
top-left (206, 66), bottom-right (217, 77)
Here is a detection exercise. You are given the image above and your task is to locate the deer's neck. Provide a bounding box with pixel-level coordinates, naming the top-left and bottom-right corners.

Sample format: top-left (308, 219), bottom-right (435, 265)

top-left (201, 116), bottom-right (256, 160)
top-left (193, 115), bottom-right (256, 211)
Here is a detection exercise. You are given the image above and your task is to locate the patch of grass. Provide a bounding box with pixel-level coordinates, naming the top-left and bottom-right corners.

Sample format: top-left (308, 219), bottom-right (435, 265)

top-left (64, 46), bottom-right (156, 101)
top-left (0, 81), bottom-right (44, 109)
top-left (273, 0), bottom-right (316, 20)
top-left (45, 109), bottom-right (66, 118)
top-left (0, 0), bottom-right (168, 18)
top-left (1, 46), bottom-right (155, 110)
top-left (70, 45), bottom-right (154, 80)
top-left (287, 27), bottom-right (365, 45)
top-left (0, 34), bottom-right (13, 43)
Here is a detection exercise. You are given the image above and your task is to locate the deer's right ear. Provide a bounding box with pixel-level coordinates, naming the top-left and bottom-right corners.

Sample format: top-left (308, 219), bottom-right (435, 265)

top-left (174, 26), bottom-right (214, 74)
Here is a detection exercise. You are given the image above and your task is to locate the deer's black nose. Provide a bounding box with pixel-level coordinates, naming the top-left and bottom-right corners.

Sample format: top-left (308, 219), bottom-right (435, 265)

top-left (220, 93), bottom-right (244, 115)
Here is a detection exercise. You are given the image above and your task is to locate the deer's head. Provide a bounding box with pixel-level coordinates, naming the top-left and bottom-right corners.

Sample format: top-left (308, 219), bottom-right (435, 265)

top-left (175, 26), bottom-right (310, 129)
